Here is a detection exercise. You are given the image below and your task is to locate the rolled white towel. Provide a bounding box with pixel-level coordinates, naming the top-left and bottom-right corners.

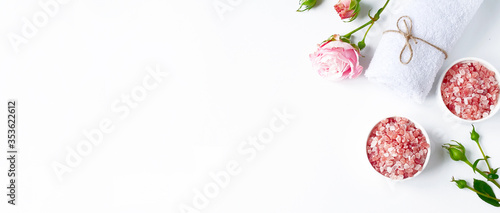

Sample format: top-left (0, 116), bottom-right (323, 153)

top-left (365, 0), bottom-right (483, 103)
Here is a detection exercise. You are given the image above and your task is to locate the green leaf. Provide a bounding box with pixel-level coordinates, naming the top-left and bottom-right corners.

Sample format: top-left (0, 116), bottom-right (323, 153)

top-left (345, 0), bottom-right (361, 22)
top-left (489, 168), bottom-right (500, 180)
top-left (373, 7), bottom-right (383, 20)
top-left (350, 43), bottom-right (359, 51)
top-left (488, 173), bottom-right (499, 180)
top-left (339, 36), bottom-right (350, 43)
top-left (493, 168), bottom-right (499, 175)
top-left (473, 158), bottom-right (485, 174)
top-left (473, 179), bottom-right (500, 207)
top-left (349, 0), bottom-right (357, 10)
top-left (367, 9), bottom-right (373, 20)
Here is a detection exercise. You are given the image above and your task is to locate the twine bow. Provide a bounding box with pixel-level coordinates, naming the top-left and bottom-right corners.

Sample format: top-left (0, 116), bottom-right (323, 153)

top-left (384, 16), bottom-right (448, 65)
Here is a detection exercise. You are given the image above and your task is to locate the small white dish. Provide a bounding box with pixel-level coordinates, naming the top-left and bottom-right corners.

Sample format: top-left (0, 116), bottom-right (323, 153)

top-left (366, 116), bottom-right (431, 181)
top-left (437, 57), bottom-right (500, 123)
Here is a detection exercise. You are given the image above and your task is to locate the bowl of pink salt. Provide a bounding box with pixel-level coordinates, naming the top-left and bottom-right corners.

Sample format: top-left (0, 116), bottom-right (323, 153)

top-left (366, 116), bottom-right (431, 181)
top-left (438, 57), bottom-right (500, 122)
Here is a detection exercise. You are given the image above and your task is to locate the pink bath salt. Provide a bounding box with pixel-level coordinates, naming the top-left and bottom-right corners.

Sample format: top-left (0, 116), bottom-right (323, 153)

top-left (366, 117), bottom-right (429, 180)
top-left (441, 61), bottom-right (500, 120)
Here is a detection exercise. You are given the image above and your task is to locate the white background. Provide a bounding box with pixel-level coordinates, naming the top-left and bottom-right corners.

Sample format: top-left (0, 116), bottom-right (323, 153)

top-left (1, 0), bottom-right (500, 212)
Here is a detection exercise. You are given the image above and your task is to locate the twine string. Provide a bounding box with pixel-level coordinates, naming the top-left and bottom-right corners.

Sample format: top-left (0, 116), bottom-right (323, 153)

top-left (384, 16), bottom-right (448, 65)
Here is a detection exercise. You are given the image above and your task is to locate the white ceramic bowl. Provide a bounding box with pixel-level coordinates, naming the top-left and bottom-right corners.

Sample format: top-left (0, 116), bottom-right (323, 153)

top-left (366, 116), bottom-right (431, 181)
top-left (437, 57), bottom-right (500, 123)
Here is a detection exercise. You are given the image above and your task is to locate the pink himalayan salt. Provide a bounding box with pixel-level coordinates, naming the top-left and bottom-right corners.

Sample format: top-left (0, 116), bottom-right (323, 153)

top-left (441, 61), bottom-right (500, 120)
top-left (366, 117), bottom-right (429, 180)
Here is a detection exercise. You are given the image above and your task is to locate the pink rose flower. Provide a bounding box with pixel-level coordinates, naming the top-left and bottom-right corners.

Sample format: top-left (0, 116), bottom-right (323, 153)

top-left (309, 35), bottom-right (363, 81)
top-left (334, 0), bottom-right (360, 22)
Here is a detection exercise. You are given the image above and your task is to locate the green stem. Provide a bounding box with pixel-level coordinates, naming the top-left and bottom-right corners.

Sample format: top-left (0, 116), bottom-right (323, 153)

top-left (342, 0), bottom-right (390, 49)
top-left (378, 0), bottom-right (391, 16)
top-left (342, 20), bottom-right (372, 38)
top-left (361, 21), bottom-right (375, 43)
top-left (465, 159), bottom-right (500, 189)
top-left (359, 0), bottom-right (390, 43)
top-left (465, 186), bottom-right (500, 202)
top-left (477, 142), bottom-right (493, 173)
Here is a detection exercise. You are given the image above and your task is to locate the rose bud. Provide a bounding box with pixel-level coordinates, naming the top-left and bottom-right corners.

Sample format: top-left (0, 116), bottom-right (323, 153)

top-left (443, 142), bottom-right (467, 162)
top-left (470, 125), bottom-right (480, 143)
top-left (451, 177), bottom-right (468, 189)
top-left (297, 0), bottom-right (317, 12)
top-left (334, 0), bottom-right (361, 22)
top-left (309, 34), bottom-right (363, 81)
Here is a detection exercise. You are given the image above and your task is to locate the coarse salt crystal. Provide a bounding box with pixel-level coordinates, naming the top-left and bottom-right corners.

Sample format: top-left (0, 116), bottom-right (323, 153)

top-left (386, 167), bottom-right (392, 173)
top-left (455, 105), bottom-right (461, 114)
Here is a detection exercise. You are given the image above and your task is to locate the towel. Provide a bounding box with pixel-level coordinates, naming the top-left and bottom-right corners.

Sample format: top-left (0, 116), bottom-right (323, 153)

top-left (365, 0), bottom-right (483, 103)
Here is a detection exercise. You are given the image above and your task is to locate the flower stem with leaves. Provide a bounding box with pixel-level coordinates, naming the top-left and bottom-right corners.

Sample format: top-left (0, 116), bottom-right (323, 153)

top-left (339, 0), bottom-right (390, 50)
top-left (443, 125), bottom-right (500, 207)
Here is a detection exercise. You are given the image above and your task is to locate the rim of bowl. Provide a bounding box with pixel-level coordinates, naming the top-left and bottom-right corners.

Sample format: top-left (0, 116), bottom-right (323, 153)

top-left (366, 116), bottom-right (431, 182)
top-left (437, 57), bottom-right (500, 123)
